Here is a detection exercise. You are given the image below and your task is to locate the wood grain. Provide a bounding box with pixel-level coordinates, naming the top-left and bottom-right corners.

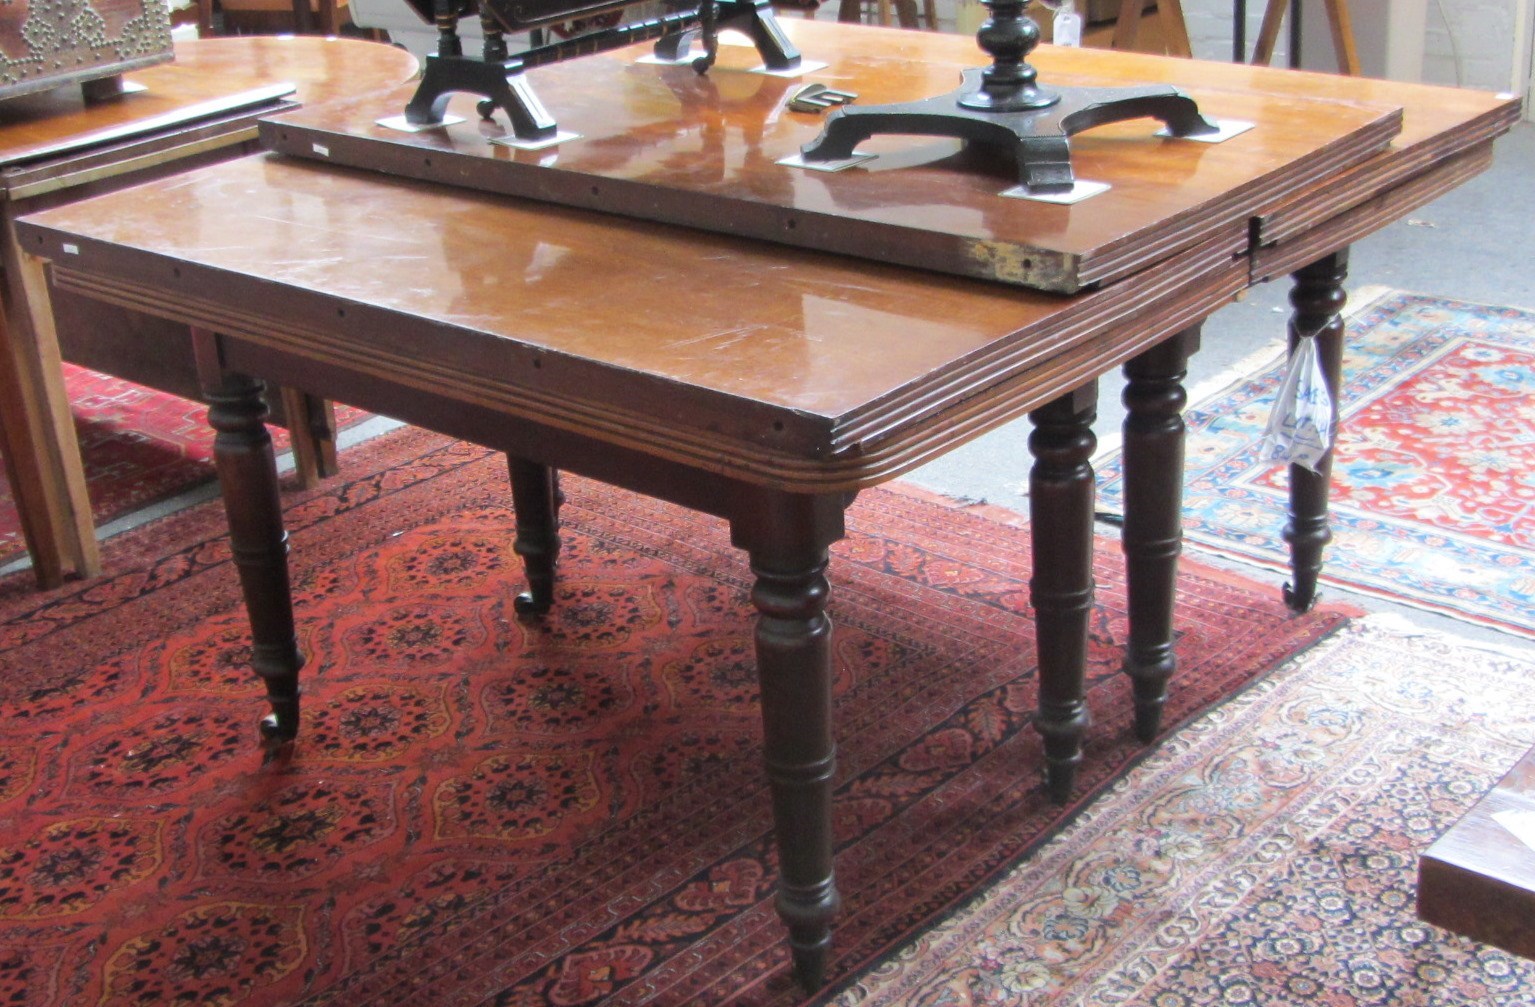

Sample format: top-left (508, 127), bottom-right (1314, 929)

top-left (22, 154), bottom-right (1245, 492)
top-left (260, 19), bottom-right (1401, 293)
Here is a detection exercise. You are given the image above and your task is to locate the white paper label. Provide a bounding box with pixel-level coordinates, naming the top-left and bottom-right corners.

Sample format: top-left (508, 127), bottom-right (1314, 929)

top-left (1262, 330), bottom-right (1335, 472)
top-left (1053, 4), bottom-right (1083, 47)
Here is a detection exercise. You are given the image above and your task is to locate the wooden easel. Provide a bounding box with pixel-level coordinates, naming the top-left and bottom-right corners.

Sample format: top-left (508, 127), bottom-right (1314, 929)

top-left (1110, 0), bottom-right (1357, 75)
top-left (1252, 0), bottom-right (1360, 74)
top-left (1113, 0), bottom-right (1192, 57)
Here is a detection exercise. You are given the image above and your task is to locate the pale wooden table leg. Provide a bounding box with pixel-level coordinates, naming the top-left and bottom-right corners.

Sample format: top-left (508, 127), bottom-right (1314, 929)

top-left (277, 387), bottom-right (340, 489)
top-left (0, 240), bottom-right (101, 585)
top-left (730, 490), bottom-right (846, 991)
top-left (1113, 0), bottom-right (1192, 57)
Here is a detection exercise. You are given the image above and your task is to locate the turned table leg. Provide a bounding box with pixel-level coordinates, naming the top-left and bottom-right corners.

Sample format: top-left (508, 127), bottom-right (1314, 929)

top-left (1283, 249), bottom-right (1348, 612)
top-left (195, 329), bottom-right (304, 750)
top-left (1028, 382), bottom-right (1098, 804)
top-left (730, 490), bottom-right (846, 991)
top-left (1120, 325), bottom-right (1200, 742)
top-left (508, 456), bottom-right (561, 617)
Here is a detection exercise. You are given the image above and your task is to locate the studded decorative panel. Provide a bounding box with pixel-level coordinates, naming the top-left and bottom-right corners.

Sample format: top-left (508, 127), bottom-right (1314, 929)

top-left (0, 0), bottom-right (173, 101)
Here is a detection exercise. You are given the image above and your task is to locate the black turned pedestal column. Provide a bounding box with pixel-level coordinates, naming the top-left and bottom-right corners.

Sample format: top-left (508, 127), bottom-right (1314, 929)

top-left (508, 457), bottom-right (562, 617)
top-left (193, 328), bottom-right (304, 752)
top-left (1120, 326), bottom-right (1200, 742)
top-left (730, 490), bottom-right (847, 991)
top-left (1028, 382), bottom-right (1097, 803)
top-left (1283, 249), bottom-right (1349, 612)
top-left (798, 0), bottom-right (1216, 191)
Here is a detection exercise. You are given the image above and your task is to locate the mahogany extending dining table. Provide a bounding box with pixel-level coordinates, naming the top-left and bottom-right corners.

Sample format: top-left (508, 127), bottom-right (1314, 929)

top-left (13, 19), bottom-right (1520, 990)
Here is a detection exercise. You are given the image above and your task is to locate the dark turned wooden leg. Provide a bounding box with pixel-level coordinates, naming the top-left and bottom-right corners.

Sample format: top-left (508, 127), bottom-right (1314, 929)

top-left (1283, 248), bottom-right (1349, 612)
top-left (1028, 382), bottom-right (1098, 804)
top-left (1120, 326), bottom-right (1201, 743)
top-left (196, 331), bottom-right (304, 753)
top-left (508, 457), bottom-right (561, 617)
top-left (730, 491), bottom-right (846, 992)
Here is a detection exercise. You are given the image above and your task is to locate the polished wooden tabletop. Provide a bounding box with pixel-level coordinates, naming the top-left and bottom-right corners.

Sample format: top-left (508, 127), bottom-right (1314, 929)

top-left (19, 152), bottom-right (1245, 490)
top-left (0, 36), bottom-right (419, 170)
top-left (261, 19), bottom-right (1403, 292)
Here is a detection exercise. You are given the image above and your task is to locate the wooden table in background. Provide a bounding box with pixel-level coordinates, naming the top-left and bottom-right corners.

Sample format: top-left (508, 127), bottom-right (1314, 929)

top-left (1420, 744), bottom-right (1535, 960)
top-left (15, 21), bottom-right (1519, 989)
top-left (0, 36), bottom-right (417, 588)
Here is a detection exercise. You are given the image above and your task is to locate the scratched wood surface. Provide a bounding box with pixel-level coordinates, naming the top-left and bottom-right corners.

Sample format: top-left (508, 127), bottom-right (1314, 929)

top-left (260, 19), bottom-right (1402, 293)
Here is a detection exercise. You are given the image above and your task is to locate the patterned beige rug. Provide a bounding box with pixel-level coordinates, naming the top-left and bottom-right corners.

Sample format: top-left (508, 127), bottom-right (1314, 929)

top-left (835, 618), bottom-right (1535, 1005)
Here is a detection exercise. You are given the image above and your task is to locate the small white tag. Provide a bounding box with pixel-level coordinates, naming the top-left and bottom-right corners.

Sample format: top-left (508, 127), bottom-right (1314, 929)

top-left (312, 143), bottom-right (330, 158)
top-left (1053, 2), bottom-right (1082, 47)
top-left (62, 243), bottom-right (80, 256)
top-left (1262, 327), bottom-right (1335, 472)
top-left (1494, 809), bottom-right (1535, 853)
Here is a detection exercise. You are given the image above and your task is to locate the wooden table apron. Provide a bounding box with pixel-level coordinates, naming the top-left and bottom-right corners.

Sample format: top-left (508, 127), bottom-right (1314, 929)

top-left (12, 28), bottom-right (1520, 989)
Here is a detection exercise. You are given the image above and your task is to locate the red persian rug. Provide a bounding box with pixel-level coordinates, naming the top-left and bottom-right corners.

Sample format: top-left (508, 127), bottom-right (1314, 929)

top-left (0, 364), bottom-right (365, 568)
top-left (1099, 290), bottom-right (1535, 639)
top-left (0, 427), bottom-right (1348, 1006)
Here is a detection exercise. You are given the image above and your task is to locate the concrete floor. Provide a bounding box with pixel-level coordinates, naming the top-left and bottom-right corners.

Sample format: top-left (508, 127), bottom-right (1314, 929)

top-left (905, 120), bottom-right (1535, 649)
